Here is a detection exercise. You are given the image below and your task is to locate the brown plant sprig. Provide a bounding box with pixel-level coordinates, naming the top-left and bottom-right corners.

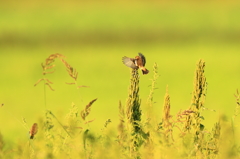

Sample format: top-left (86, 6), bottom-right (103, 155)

top-left (81, 98), bottom-right (98, 121)
top-left (34, 53), bottom-right (86, 109)
top-left (34, 53), bottom-right (83, 90)
top-left (29, 123), bottom-right (38, 139)
top-left (34, 53), bottom-right (65, 91)
top-left (59, 58), bottom-right (78, 83)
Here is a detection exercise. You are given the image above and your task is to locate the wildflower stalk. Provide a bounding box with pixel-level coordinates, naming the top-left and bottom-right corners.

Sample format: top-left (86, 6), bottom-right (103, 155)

top-left (183, 59), bottom-right (207, 156)
top-left (147, 63), bottom-right (159, 120)
top-left (126, 69), bottom-right (141, 134)
top-left (125, 68), bottom-right (148, 158)
top-left (162, 86), bottom-right (172, 143)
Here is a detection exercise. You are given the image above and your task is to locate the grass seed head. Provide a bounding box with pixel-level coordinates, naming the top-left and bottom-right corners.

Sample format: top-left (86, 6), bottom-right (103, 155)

top-left (81, 98), bottom-right (97, 120)
top-left (29, 123), bottom-right (38, 139)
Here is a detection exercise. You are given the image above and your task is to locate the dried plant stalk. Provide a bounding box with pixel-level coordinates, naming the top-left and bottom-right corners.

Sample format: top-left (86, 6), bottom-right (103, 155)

top-left (34, 53), bottom-right (65, 89)
top-left (29, 123), bottom-right (38, 139)
top-left (81, 98), bottom-right (97, 120)
top-left (34, 53), bottom-right (80, 90)
top-left (59, 58), bottom-right (78, 82)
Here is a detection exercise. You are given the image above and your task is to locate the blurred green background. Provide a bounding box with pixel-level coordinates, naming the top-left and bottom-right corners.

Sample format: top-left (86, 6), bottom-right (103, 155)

top-left (0, 0), bottom-right (240, 144)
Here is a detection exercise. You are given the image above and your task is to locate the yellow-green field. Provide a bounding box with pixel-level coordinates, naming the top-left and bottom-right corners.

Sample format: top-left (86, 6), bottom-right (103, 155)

top-left (0, 1), bottom-right (240, 158)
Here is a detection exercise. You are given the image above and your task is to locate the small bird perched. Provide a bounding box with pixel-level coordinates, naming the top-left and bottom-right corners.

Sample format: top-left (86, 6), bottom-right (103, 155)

top-left (122, 53), bottom-right (149, 75)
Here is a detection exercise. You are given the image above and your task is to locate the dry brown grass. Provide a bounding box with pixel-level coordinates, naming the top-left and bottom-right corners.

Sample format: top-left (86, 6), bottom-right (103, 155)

top-left (29, 123), bottom-right (38, 139)
top-left (81, 98), bottom-right (98, 121)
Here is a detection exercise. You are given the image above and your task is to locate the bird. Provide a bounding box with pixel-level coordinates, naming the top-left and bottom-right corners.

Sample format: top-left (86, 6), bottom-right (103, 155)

top-left (122, 53), bottom-right (149, 75)
top-left (29, 123), bottom-right (38, 139)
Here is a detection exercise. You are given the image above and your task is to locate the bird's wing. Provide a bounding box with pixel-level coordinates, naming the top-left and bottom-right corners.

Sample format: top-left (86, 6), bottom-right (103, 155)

top-left (138, 53), bottom-right (146, 66)
top-left (122, 56), bottom-right (138, 69)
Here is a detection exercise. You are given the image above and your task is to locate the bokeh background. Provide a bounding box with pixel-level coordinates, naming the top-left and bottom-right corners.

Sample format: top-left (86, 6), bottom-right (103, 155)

top-left (1, 0), bottom-right (240, 144)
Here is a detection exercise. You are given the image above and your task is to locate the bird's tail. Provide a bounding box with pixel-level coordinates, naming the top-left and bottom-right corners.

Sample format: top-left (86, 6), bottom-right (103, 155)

top-left (141, 68), bottom-right (149, 75)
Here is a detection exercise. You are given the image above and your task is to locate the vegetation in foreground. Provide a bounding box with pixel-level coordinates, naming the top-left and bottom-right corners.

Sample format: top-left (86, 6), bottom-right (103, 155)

top-left (0, 53), bottom-right (240, 159)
